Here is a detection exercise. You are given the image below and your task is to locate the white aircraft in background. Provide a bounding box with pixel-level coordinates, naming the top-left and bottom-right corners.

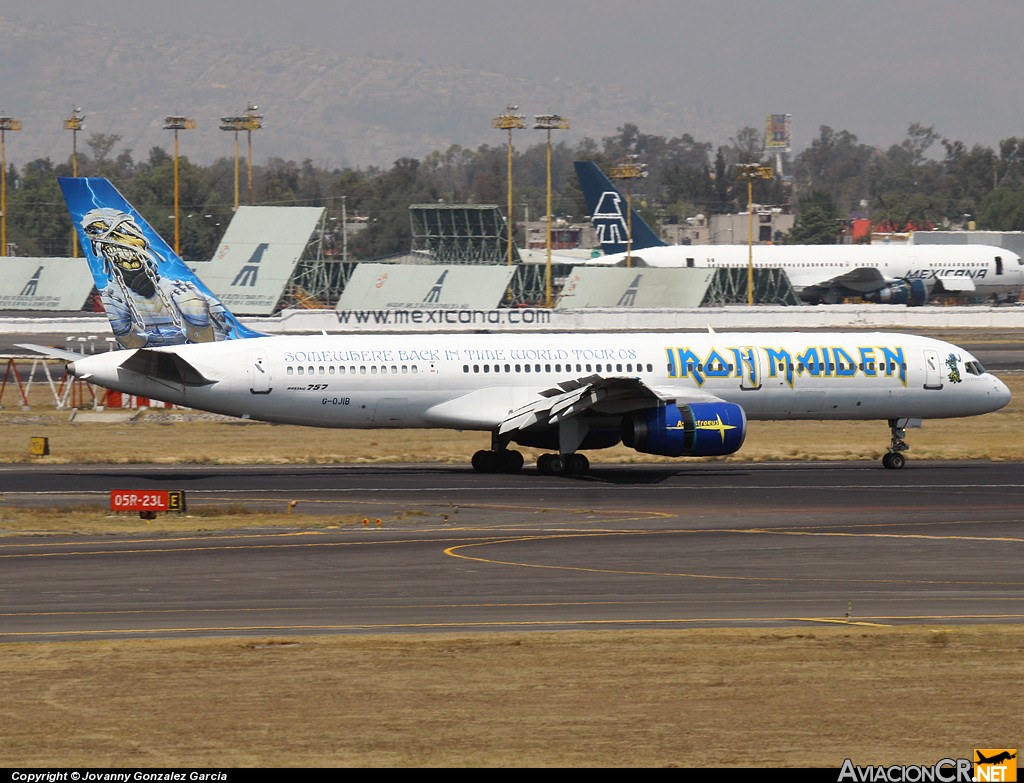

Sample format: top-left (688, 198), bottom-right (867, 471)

top-left (21, 177), bottom-right (1012, 474)
top-left (575, 160), bottom-right (1024, 305)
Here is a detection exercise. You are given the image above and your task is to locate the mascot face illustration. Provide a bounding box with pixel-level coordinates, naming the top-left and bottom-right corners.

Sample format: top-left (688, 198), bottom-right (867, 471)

top-left (80, 207), bottom-right (231, 348)
top-left (82, 208), bottom-right (159, 297)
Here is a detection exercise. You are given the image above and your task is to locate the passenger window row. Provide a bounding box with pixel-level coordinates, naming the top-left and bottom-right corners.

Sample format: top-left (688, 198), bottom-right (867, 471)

top-left (462, 362), bottom-right (654, 375)
top-left (286, 365), bottom-right (420, 376)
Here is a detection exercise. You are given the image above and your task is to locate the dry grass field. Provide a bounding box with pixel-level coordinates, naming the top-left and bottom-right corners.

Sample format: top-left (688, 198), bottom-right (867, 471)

top-left (1, 359), bottom-right (1022, 768)
top-left (2, 375), bottom-right (1023, 467)
top-left (2, 627), bottom-right (1022, 768)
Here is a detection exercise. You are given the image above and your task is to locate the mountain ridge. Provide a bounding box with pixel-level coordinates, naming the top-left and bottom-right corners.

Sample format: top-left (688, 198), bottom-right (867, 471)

top-left (0, 14), bottom-right (731, 169)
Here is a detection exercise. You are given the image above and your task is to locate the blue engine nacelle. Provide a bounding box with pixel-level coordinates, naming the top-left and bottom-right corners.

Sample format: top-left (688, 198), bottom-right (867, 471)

top-left (621, 402), bottom-right (747, 458)
top-left (862, 278), bottom-right (928, 306)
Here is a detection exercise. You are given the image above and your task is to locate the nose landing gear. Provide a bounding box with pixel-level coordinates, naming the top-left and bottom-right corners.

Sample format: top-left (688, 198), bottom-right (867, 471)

top-left (882, 417), bottom-right (917, 469)
top-left (882, 450), bottom-right (906, 470)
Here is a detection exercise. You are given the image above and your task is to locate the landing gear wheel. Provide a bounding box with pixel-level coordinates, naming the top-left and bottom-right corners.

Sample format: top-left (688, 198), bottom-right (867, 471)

top-left (499, 449), bottom-right (524, 473)
top-left (537, 454), bottom-right (553, 475)
top-left (882, 452), bottom-right (906, 470)
top-left (472, 449), bottom-right (498, 473)
top-left (474, 449), bottom-right (524, 473)
top-left (567, 453), bottom-right (590, 474)
top-left (537, 453), bottom-right (568, 475)
top-left (536, 453), bottom-right (587, 475)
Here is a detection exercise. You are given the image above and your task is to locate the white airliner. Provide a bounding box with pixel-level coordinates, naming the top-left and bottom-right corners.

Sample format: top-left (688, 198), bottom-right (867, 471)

top-left (574, 161), bottom-right (1024, 305)
top-left (22, 177), bottom-right (1012, 474)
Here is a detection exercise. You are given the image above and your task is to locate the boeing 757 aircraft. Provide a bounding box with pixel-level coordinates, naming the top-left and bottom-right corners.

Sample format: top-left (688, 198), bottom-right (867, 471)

top-left (575, 161), bottom-right (1024, 305)
top-left (21, 177), bottom-right (1012, 475)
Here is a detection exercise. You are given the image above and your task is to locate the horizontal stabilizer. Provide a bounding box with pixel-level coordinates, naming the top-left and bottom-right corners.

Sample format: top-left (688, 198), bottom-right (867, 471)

top-left (15, 343), bottom-right (84, 362)
top-left (119, 349), bottom-right (217, 387)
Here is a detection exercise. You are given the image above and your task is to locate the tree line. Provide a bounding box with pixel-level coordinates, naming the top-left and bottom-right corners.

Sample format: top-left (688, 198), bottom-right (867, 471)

top-left (7, 121), bottom-right (1024, 261)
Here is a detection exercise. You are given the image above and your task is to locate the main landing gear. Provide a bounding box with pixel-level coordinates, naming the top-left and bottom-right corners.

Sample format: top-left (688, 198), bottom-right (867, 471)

top-left (882, 418), bottom-right (910, 470)
top-left (473, 422), bottom-right (595, 476)
top-left (536, 452), bottom-right (589, 476)
top-left (471, 448), bottom-right (524, 474)
top-left (470, 449), bottom-right (591, 475)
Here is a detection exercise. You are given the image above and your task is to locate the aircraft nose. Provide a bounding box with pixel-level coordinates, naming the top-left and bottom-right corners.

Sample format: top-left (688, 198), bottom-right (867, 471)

top-left (992, 376), bottom-right (1012, 410)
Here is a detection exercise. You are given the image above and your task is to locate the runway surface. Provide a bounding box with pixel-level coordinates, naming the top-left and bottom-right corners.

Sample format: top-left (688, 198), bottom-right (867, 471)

top-left (1, 460), bottom-right (1022, 642)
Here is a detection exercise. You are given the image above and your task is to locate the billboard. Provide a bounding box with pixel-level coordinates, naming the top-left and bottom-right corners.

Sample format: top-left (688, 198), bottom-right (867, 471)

top-left (765, 114), bottom-right (792, 150)
top-left (0, 257), bottom-right (95, 311)
top-left (336, 264), bottom-right (517, 310)
top-left (200, 206), bottom-right (325, 315)
top-left (557, 268), bottom-right (715, 308)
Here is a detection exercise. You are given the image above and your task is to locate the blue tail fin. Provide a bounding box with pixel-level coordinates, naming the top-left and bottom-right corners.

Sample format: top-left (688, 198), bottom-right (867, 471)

top-left (574, 161), bottom-right (666, 254)
top-left (59, 177), bottom-right (265, 349)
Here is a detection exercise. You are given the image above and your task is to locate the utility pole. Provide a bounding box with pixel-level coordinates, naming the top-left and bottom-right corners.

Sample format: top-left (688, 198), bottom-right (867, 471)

top-left (737, 163), bottom-right (775, 305)
top-left (163, 115), bottom-right (196, 256)
top-left (610, 155), bottom-right (648, 269)
top-left (533, 114), bottom-right (570, 307)
top-left (64, 108), bottom-right (85, 257)
top-left (220, 104), bottom-right (263, 209)
top-left (492, 106), bottom-right (525, 267)
top-left (0, 115), bottom-right (22, 257)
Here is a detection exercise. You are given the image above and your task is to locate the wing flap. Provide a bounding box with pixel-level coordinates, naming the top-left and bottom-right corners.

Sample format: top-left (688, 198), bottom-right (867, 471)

top-left (498, 375), bottom-right (715, 438)
top-left (428, 374), bottom-right (731, 436)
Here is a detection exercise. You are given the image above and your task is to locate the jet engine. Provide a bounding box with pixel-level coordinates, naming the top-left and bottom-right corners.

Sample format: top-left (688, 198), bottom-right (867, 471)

top-left (862, 278), bottom-right (928, 306)
top-left (621, 402), bottom-right (747, 458)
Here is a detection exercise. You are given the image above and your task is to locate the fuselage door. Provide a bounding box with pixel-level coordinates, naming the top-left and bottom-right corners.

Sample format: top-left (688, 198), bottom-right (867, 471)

top-left (737, 346), bottom-right (762, 390)
top-left (251, 349), bottom-right (272, 394)
top-left (922, 349), bottom-right (943, 390)
top-left (996, 255), bottom-right (1004, 276)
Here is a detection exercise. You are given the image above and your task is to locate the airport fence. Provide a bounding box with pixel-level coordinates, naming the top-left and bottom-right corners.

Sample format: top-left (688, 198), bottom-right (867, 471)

top-left (0, 356), bottom-right (166, 412)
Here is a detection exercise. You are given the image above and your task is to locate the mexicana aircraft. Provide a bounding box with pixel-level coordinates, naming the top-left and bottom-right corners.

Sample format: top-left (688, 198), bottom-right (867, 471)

top-left (574, 160), bottom-right (1024, 306)
top-left (22, 177), bottom-right (1011, 474)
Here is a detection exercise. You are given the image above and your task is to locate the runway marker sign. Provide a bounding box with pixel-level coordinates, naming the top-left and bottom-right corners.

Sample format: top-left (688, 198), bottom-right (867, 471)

top-left (111, 489), bottom-right (186, 519)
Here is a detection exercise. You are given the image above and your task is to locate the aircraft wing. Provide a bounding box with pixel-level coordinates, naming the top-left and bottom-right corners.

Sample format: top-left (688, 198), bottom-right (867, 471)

top-left (498, 374), bottom-right (723, 436)
top-left (823, 266), bottom-right (981, 296)
top-left (933, 274), bottom-right (976, 292)
top-left (815, 266), bottom-right (888, 295)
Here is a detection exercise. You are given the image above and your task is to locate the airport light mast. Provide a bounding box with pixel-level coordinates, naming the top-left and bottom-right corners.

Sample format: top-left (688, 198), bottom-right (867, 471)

top-left (64, 108), bottom-right (85, 257)
top-left (492, 106), bottom-right (525, 267)
top-left (610, 155), bottom-right (648, 269)
top-left (163, 115), bottom-right (196, 256)
top-left (219, 103), bottom-right (263, 210)
top-left (0, 115), bottom-right (22, 258)
top-left (534, 113), bottom-right (570, 307)
top-left (737, 163), bottom-right (775, 305)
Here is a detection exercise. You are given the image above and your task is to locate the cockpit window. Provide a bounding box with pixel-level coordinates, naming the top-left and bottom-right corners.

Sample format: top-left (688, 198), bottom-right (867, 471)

top-left (964, 360), bottom-right (986, 376)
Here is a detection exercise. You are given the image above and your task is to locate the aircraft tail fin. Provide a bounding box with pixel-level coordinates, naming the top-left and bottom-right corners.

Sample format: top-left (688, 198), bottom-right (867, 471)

top-left (574, 161), bottom-right (666, 255)
top-left (58, 177), bottom-right (266, 349)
